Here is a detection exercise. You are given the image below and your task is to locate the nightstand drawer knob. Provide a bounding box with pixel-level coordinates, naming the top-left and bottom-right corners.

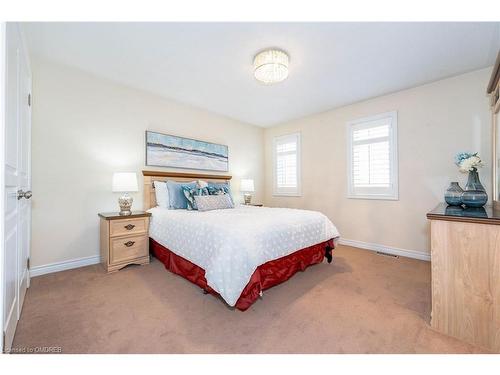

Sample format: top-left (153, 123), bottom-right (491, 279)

top-left (124, 241), bottom-right (135, 247)
top-left (124, 224), bottom-right (136, 230)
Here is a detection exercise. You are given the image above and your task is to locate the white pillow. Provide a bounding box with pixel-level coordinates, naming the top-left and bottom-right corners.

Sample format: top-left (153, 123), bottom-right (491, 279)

top-left (153, 181), bottom-right (170, 208)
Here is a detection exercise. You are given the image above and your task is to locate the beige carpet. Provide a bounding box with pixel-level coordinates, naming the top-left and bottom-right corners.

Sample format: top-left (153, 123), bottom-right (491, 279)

top-left (12, 245), bottom-right (487, 353)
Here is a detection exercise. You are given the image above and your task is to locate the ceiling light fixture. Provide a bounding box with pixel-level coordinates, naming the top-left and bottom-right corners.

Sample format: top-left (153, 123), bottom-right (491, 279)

top-left (253, 49), bottom-right (289, 84)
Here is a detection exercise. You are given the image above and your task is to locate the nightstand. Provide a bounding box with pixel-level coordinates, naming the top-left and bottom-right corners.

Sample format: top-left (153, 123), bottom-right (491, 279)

top-left (98, 211), bottom-right (152, 273)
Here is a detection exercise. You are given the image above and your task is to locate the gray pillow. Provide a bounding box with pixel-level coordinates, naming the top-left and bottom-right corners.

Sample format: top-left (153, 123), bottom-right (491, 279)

top-left (194, 194), bottom-right (234, 212)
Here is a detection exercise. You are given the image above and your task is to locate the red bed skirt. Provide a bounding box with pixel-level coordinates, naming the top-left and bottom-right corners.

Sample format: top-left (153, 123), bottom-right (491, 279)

top-left (150, 237), bottom-right (335, 311)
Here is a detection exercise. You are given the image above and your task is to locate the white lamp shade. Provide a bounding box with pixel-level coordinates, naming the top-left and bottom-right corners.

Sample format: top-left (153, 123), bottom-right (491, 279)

top-left (112, 172), bottom-right (138, 192)
top-left (240, 179), bottom-right (255, 192)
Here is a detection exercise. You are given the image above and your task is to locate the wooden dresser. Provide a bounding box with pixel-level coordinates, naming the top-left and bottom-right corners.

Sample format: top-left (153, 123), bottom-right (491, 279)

top-left (427, 204), bottom-right (500, 352)
top-left (98, 211), bottom-right (152, 273)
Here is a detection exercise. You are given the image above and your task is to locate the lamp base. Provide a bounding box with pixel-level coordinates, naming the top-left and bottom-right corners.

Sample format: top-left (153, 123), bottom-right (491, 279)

top-left (244, 193), bottom-right (252, 205)
top-left (118, 193), bottom-right (133, 216)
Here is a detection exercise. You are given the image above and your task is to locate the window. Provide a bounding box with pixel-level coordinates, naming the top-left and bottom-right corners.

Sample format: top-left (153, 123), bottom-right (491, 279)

top-left (273, 132), bottom-right (301, 196)
top-left (347, 111), bottom-right (398, 200)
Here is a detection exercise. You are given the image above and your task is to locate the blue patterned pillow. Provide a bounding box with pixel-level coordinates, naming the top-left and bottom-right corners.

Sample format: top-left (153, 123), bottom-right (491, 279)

top-left (207, 182), bottom-right (233, 204)
top-left (181, 185), bottom-right (209, 210)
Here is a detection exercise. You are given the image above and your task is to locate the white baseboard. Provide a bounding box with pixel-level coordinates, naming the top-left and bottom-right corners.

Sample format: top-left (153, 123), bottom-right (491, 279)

top-left (29, 255), bottom-right (101, 277)
top-left (28, 240), bottom-right (428, 277)
top-left (338, 238), bottom-right (431, 261)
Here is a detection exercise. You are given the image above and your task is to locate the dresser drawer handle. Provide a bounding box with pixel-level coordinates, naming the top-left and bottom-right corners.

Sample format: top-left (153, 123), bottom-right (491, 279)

top-left (124, 224), bottom-right (136, 230)
top-left (124, 241), bottom-right (135, 247)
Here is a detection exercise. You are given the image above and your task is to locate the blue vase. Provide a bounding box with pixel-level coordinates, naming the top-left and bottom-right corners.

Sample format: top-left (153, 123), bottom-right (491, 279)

top-left (462, 190), bottom-right (488, 208)
top-left (462, 169), bottom-right (488, 208)
top-left (465, 169), bottom-right (486, 192)
top-left (444, 182), bottom-right (464, 206)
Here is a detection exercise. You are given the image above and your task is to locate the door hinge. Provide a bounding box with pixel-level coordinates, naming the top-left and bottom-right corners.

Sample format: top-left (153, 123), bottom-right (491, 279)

top-left (28, 93), bottom-right (31, 107)
top-left (27, 257), bottom-right (30, 270)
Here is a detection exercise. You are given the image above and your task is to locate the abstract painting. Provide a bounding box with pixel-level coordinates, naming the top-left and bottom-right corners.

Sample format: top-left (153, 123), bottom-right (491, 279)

top-left (145, 131), bottom-right (229, 172)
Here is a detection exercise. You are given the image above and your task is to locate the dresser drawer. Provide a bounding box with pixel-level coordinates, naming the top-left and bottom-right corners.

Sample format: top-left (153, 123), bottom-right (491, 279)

top-left (109, 217), bottom-right (148, 237)
top-left (110, 235), bottom-right (148, 264)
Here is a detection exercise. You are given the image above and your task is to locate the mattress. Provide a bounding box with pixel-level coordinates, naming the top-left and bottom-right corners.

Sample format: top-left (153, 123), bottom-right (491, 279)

top-left (147, 205), bottom-right (340, 306)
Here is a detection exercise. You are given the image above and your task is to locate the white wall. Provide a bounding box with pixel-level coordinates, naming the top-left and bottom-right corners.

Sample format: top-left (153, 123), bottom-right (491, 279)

top-left (31, 59), bottom-right (264, 268)
top-left (264, 68), bottom-right (492, 258)
top-left (31, 60), bottom-right (493, 267)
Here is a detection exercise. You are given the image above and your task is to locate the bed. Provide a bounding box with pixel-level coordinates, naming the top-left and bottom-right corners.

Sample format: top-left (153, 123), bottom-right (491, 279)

top-left (143, 170), bottom-right (340, 310)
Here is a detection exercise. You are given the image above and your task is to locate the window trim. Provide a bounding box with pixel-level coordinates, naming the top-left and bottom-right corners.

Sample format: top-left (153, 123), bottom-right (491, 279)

top-left (272, 132), bottom-right (302, 197)
top-left (346, 111), bottom-right (399, 201)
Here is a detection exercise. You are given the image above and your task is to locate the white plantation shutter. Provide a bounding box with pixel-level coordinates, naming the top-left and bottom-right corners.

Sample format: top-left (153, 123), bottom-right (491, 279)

top-left (273, 133), bottom-right (301, 196)
top-left (348, 112), bottom-right (398, 199)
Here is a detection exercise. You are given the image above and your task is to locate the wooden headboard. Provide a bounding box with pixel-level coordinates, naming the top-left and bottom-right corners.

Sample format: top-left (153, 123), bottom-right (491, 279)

top-left (142, 170), bottom-right (232, 210)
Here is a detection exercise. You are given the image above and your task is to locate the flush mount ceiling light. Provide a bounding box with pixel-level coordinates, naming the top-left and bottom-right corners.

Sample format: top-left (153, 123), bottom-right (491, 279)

top-left (253, 49), bottom-right (289, 84)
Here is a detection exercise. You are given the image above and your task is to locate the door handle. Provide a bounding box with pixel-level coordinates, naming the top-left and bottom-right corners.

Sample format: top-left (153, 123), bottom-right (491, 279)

top-left (17, 190), bottom-right (32, 200)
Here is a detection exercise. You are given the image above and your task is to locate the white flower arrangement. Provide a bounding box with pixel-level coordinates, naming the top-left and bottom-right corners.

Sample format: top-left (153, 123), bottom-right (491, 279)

top-left (455, 152), bottom-right (483, 173)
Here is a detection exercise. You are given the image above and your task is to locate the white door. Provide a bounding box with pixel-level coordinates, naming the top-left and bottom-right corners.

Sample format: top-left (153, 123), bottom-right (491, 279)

top-left (3, 23), bottom-right (31, 353)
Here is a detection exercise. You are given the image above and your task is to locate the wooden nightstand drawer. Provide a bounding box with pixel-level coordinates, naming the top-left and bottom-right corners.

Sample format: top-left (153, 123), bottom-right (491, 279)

top-left (110, 235), bottom-right (148, 264)
top-left (109, 217), bottom-right (148, 237)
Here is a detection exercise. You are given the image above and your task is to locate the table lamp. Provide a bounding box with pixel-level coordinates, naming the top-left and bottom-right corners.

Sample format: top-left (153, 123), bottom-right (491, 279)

top-left (112, 172), bottom-right (138, 215)
top-left (240, 179), bottom-right (255, 205)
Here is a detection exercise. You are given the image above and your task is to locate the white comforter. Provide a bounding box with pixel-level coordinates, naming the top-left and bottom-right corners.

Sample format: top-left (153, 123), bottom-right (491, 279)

top-left (148, 205), bottom-right (339, 306)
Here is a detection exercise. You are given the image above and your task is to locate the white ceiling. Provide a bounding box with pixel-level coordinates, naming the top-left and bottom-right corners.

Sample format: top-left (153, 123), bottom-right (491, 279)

top-left (23, 22), bottom-right (500, 127)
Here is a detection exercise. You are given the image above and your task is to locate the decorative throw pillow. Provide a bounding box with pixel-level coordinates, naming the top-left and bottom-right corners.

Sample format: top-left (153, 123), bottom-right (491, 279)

top-left (207, 182), bottom-right (230, 195)
top-left (153, 181), bottom-right (170, 209)
top-left (166, 180), bottom-right (196, 209)
top-left (207, 182), bottom-right (234, 204)
top-left (181, 185), bottom-right (209, 210)
top-left (194, 194), bottom-right (234, 212)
